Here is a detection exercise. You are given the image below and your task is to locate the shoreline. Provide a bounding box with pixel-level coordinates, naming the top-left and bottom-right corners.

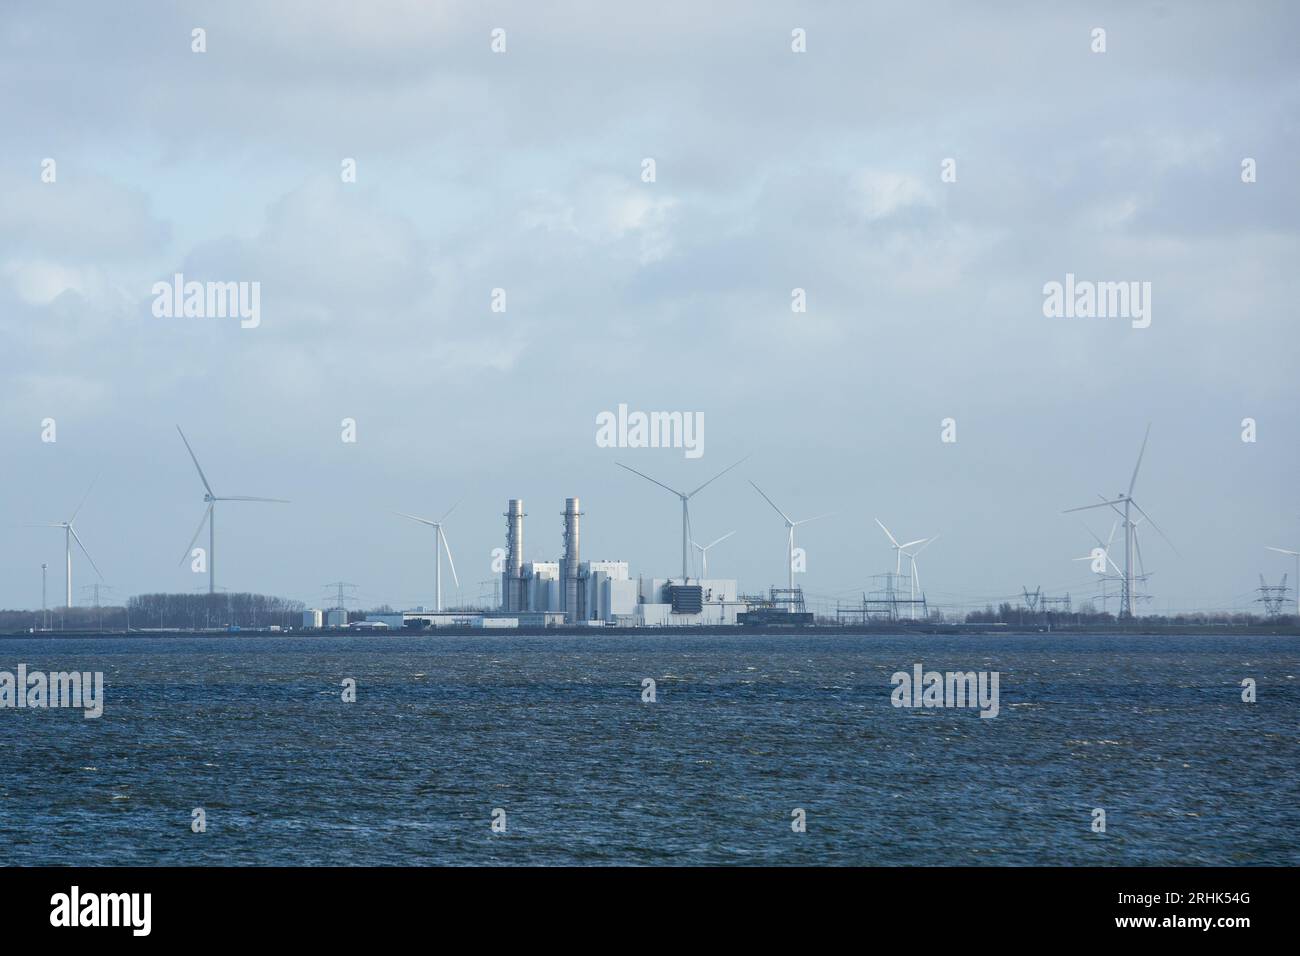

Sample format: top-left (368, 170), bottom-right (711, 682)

top-left (4, 623), bottom-right (1300, 639)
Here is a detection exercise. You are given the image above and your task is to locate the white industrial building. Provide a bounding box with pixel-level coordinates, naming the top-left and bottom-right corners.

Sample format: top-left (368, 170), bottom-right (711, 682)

top-left (635, 577), bottom-right (744, 626)
top-left (521, 561), bottom-right (560, 612)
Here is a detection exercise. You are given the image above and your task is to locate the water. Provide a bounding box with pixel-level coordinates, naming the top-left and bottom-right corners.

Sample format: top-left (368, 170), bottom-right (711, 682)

top-left (0, 633), bottom-right (1295, 865)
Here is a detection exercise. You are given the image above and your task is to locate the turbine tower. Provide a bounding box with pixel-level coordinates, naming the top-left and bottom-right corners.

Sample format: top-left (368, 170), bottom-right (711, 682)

top-left (1267, 546), bottom-right (1300, 616)
top-left (396, 502), bottom-right (461, 612)
top-left (617, 457), bottom-right (747, 581)
top-left (875, 519), bottom-right (937, 620)
top-left (28, 475), bottom-right (103, 608)
top-left (1074, 521), bottom-right (1123, 613)
top-left (1063, 423), bottom-right (1174, 619)
top-left (176, 426), bottom-right (289, 594)
top-left (750, 481), bottom-right (831, 592)
top-left (690, 530), bottom-right (735, 579)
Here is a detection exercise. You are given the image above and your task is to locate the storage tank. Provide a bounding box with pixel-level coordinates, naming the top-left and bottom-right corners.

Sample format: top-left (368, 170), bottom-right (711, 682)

top-left (302, 609), bottom-right (324, 629)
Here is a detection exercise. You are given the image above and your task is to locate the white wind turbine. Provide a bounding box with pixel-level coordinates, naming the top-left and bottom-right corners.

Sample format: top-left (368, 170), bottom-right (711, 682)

top-left (396, 502), bottom-right (460, 612)
top-left (875, 519), bottom-right (938, 619)
top-left (690, 530), bottom-right (735, 579)
top-left (177, 426), bottom-right (289, 595)
top-left (1266, 546), bottom-right (1300, 616)
top-left (27, 474), bottom-right (103, 608)
top-left (617, 457), bottom-right (748, 581)
top-left (1063, 423), bottom-right (1174, 619)
top-left (750, 481), bottom-right (832, 592)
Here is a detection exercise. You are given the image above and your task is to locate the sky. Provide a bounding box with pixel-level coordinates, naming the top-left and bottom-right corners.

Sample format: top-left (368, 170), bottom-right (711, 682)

top-left (1, 0), bottom-right (1297, 616)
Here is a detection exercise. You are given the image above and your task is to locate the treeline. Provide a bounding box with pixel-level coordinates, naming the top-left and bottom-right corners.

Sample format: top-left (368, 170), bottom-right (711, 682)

top-left (964, 603), bottom-right (1295, 627)
top-left (0, 592), bottom-right (307, 632)
top-left (128, 592), bottom-right (306, 630)
top-left (0, 605), bottom-right (129, 633)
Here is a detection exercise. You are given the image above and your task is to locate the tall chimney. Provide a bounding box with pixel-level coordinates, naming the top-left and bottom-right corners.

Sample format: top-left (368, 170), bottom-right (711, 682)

top-left (561, 497), bottom-right (582, 622)
top-left (504, 499), bottom-right (525, 612)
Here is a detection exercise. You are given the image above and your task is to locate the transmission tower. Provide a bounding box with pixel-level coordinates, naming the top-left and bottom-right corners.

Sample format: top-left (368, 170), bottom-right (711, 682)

top-left (322, 581), bottom-right (359, 611)
top-left (1257, 573), bottom-right (1290, 617)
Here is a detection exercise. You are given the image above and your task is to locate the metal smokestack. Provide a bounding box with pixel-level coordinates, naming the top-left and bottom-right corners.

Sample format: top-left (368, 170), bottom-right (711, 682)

top-left (504, 499), bottom-right (525, 612)
top-left (561, 497), bottom-right (582, 623)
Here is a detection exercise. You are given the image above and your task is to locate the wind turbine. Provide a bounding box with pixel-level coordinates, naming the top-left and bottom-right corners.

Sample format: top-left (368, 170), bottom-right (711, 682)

top-left (396, 502), bottom-right (460, 612)
top-left (176, 426), bottom-right (289, 595)
top-left (27, 475), bottom-right (103, 608)
top-left (617, 457), bottom-right (748, 581)
top-left (690, 530), bottom-right (735, 579)
top-left (750, 481), bottom-right (832, 592)
top-left (1063, 423), bottom-right (1174, 619)
top-left (1267, 546), bottom-right (1300, 616)
top-left (875, 519), bottom-right (937, 619)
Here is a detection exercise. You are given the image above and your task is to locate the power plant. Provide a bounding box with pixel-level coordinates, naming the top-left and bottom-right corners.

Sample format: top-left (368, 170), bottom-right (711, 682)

top-left (387, 493), bottom-right (747, 629)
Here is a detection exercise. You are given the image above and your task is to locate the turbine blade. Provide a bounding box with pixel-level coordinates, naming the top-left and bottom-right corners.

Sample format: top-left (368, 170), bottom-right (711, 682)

top-left (706, 530), bottom-right (736, 550)
top-left (1079, 523), bottom-right (1105, 549)
top-left (1129, 500), bottom-right (1178, 556)
top-left (69, 526), bottom-right (103, 580)
top-left (218, 496), bottom-right (289, 503)
top-left (68, 472), bottom-right (101, 523)
top-left (1266, 547), bottom-right (1300, 557)
top-left (1128, 423), bottom-right (1151, 498)
top-left (395, 511), bottom-right (437, 527)
top-left (440, 498), bottom-right (463, 522)
top-left (440, 527), bottom-right (459, 589)
top-left (1133, 526), bottom-right (1147, 579)
top-left (793, 512), bottom-right (834, 527)
top-left (687, 455), bottom-right (749, 498)
top-left (911, 533), bottom-right (940, 556)
top-left (176, 426), bottom-right (215, 497)
top-left (1063, 499), bottom-right (1124, 514)
top-left (179, 504), bottom-right (212, 566)
top-left (897, 537), bottom-right (928, 550)
top-left (749, 481), bottom-right (792, 524)
top-left (874, 518), bottom-right (900, 547)
top-left (616, 462), bottom-right (682, 498)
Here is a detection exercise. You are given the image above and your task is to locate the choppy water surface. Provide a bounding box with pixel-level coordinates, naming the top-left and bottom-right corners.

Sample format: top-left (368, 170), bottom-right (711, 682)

top-left (0, 632), bottom-right (1295, 865)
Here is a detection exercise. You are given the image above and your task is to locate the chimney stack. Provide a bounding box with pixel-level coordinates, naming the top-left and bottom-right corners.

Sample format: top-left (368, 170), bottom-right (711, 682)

top-left (561, 497), bottom-right (582, 622)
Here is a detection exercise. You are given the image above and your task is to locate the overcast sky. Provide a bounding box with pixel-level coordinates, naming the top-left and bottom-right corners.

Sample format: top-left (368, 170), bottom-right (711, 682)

top-left (2, 1), bottom-right (1297, 615)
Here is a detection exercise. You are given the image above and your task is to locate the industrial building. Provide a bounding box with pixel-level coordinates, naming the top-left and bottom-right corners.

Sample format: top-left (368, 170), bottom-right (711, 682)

top-left (497, 496), bottom-right (745, 626)
top-left (355, 494), bottom-right (814, 631)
